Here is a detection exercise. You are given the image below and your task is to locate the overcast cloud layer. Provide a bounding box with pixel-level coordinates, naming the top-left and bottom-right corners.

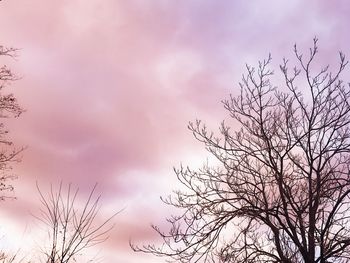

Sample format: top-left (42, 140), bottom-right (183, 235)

top-left (0, 0), bottom-right (349, 262)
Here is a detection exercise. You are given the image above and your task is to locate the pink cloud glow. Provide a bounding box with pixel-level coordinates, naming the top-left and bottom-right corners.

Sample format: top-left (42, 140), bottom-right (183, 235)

top-left (0, 0), bottom-right (349, 262)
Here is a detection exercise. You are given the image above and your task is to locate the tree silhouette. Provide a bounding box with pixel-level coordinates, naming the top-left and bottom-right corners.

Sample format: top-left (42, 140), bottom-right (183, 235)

top-left (134, 39), bottom-right (350, 262)
top-left (0, 45), bottom-right (24, 200)
top-left (36, 183), bottom-right (117, 263)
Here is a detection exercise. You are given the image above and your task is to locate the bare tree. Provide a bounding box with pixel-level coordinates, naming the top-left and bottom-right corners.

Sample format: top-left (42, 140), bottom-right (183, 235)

top-left (134, 39), bottom-right (350, 263)
top-left (0, 45), bottom-right (24, 200)
top-left (36, 183), bottom-right (117, 263)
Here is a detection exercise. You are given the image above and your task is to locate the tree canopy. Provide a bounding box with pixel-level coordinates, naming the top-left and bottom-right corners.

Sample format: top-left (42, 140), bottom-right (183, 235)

top-left (135, 39), bottom-right (350, 263)
top-left (0, 45), bottom-right (24, 199)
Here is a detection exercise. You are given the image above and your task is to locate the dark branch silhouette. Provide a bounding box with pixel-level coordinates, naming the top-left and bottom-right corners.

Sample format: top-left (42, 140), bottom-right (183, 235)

top-left (36, 182), bottom-right (118, 263)
top-left (0, 45), bottom-right (24, 200)
top-left (0, 250), bottom-right (29, 263)
top-left (133, 38), bottom-right (350, 263)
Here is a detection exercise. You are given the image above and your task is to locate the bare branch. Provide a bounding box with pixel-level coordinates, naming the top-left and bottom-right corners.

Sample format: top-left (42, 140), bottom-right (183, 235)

top-left (35, 182), bottom-right (119, 263)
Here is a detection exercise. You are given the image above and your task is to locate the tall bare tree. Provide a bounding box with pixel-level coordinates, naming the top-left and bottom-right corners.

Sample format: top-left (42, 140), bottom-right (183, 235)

top-left (36, 183), bottom-right (117, 263)
top-left (0, 45), bottom-right (24, 199)
top-left (134, 39), bottom-right (350, 262)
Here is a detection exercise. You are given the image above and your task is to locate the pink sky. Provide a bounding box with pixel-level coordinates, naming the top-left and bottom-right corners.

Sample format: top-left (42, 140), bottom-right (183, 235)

top-left (0, 0), bottom-right (349, 262)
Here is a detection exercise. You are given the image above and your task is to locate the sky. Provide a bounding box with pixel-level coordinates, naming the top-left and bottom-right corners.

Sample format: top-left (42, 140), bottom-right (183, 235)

top-left (0, 0), bottom-right (349, 262)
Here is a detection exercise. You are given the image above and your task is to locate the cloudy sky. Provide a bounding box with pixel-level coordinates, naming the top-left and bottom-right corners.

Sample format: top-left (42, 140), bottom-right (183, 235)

top-left (0, 0), bottom-right (349, 262)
